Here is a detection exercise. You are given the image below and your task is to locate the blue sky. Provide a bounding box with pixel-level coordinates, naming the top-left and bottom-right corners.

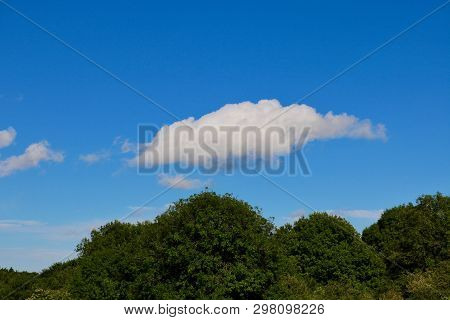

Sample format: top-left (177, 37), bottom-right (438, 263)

top-left (1, 0), bottom-right (449, 271)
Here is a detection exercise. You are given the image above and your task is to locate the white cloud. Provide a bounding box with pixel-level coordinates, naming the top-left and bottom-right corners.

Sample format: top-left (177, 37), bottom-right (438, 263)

top-left (0, 127), bottom-right (16, 149)
top-left (327, 209), bottom-right (384, 219)
top-left (79, 137), bottom-right (136, 166)
top-left (158, 174), bottom-right (204, 189)
top-left (133, 99), bottom-right (386, 167)
top-left (120, 139), bottom-right (136, 154)
top-left (113, 136), bottom-right (137, 154)
top-left (0, 141), bottom-right (64, 177)
top-left (79, 150), bottom-right (110, 165)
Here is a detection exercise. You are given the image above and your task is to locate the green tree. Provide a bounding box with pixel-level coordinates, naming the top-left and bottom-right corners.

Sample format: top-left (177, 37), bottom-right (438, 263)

top-left (0, 268), bottom-right (37, 299)
top-left (70, 221), bottom-right (151, 299)
top-left (264, 274), bottom-right (317, 299)
top-left (277, 213), bottom-right (386, 286)
top-left (133, 192), bottom-right (278, 299)
top-left (33, 260), bottom-right (77, 293)
top-left (71, 192), bottom-right (278, 299)
top-left (2, 192), bottom-right (447, 300)
top-left (362, 193), bottom-right (449, 277)
top-left (405, 260), bottom-right (450, 299)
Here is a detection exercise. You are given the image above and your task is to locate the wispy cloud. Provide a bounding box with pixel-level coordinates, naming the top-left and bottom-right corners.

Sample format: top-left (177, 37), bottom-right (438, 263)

top-left (0, 94), bottom-right (24, 103)
top-left (0, 141), bottom-right (64, 177)
top-left (114, 137), bottom-right (137, 154)
top-left (0, 219), bottom-right (43, 229)
top-left (158, 174), bottom-right (206, 189)
top-left (0, 219), bottom-right (104, 241)
top-left (0, 247), bottom-right (74, 272)
top-left (281, 208), bottom-right (309, 224)
top-left (79, 150), bottom-right (111, 165)
top-left (79, 137), bottom-right (137, 167)
top-left (0, 127), bottom-right (17, 149)
top-left (327, 209), bottom-right (384, 219)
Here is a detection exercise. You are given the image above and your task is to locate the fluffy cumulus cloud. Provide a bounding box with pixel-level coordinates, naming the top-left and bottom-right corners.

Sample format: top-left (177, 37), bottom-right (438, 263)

top-left (158, 174), bottom-right (205, 189)
top-left (79, 150), bottom-right (110, 165)
top-left (0, 127), bottom-right (16, 148)
top-left (133, 99), bottom-right (386, 168)
top-left (0, 141), bottom-right (64, 177)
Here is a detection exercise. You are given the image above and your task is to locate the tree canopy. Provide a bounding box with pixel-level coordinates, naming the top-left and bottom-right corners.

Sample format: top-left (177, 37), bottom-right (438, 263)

top-left (71, 192), bottom-right (278, 299)
top-left (1, 192), bottom-right (448, 300)
top-left (362, 193), bottom-right (449, 276)
top-left (277, 213), bottom-right (385, 284)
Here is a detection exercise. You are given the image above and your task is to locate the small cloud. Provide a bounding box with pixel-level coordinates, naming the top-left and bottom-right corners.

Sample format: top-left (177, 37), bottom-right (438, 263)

top-left (0, 141), bottom-right (64, 177)
top-left (79, 150), bottom-right (110, 165)
top-left (114, 136), bottom-right (137, 154)
top-left (282, 208), bottom-right (309, 224)
top-left (327, 209), bottom-right (383, 219)
top-left (158, 174), bottom-right (204, 189)
top-left (120, 139), bottom-right (136, 154)
top-left (0, 219), bottom-right (43, 229)
top-left (0, 127), bottom-right (17, 149)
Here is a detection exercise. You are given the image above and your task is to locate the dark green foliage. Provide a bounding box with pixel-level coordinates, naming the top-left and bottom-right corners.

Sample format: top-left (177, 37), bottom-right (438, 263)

top-left (0, 268), bottom-right (37, 299)
top-left (314, 280), bottom-right (376, 299)
top-left (34, 260), bottom-right (77, 291)
top-left (277, 213), bottom-right (386, 285)
top-left (135, 192), bottom-right (278, 299)
top-left (72, 192), bottom-right (278, 299)
top-left (362, 193), bottom-right (449, 277)
top-left (405, 261), bottom-right (450, 299)
top-left (264, 274), bottom-right (317, 299)
top-left (71, 221), bottom-right (153, 299)
top-left (1, 192), bottom-right (448, 300)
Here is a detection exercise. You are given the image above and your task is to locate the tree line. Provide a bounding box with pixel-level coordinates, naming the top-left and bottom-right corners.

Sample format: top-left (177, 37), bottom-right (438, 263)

top-left (1, 192), bottom-right (448, 299)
